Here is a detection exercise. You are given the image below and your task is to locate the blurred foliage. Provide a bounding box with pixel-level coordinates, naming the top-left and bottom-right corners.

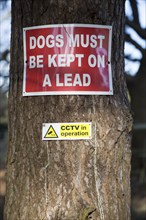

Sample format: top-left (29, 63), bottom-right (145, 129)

top-left (0, 0), bottom-right (10, 93)
top-left (125, 0), bottom-right (146, 76)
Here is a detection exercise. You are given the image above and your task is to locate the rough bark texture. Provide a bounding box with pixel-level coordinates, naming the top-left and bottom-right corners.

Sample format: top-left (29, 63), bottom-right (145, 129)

top-left (5, 0), bottom-right (133, 219)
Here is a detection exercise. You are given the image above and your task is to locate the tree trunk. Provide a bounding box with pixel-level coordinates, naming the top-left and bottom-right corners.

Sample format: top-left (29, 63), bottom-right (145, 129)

top-left (5, 0), bottom-right (132, 219)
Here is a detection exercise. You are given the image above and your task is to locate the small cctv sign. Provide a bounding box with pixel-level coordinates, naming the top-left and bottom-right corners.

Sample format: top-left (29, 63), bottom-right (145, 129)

top-left (42, 122), bottom-right (92, 140)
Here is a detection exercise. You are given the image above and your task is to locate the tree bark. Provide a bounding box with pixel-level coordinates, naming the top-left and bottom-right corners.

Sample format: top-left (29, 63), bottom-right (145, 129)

top-left (5, 0), bottom-right (133, 219)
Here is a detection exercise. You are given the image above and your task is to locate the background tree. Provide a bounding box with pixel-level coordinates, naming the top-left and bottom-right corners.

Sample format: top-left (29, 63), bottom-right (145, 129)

top-left (0, 2), bottom-right (10, 220)
top-left (125, 0), bottom-right (146, 124)
top-left (4, 0), bottom-right (133, 219)
top-left (0, 1), bottom-right (10, 93)
top-left (125, 1), bottom-right (146, 219)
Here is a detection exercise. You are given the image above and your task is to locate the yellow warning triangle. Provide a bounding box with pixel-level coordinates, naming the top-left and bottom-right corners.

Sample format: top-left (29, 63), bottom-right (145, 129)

top-left (44, 125), bottom-right (58, 138)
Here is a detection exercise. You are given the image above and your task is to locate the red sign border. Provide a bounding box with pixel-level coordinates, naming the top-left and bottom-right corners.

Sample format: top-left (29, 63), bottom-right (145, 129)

top-left (23, 24), bottom-right (113, 96)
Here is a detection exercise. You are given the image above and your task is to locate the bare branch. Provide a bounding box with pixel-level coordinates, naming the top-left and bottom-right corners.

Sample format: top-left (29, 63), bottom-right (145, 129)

top-left (0, 74), bottom-right (9, 78)
top-left (126, 17), bottom-right (146, 39)
top-left (125, 33), bottom-right (144, 52)
top-left (0, 49), bottom-right (10, 61)
top-left (125, 55), bottom-right (141, 62)
top-left (129, 0), bottom-right (140, 26)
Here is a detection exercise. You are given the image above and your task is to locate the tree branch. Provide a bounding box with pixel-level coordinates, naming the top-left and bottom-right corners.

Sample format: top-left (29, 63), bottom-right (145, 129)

top-left (126, 17), bottom-right (146, 39)
top-left (0, 49), bottom-right (10, 61)
top-left (125, 33), bottom-right (144, 52)
top-left (129, 0), bottom-right (140, 26)
top-left (125, 55), bottom-right (141, 62)
top-left (0, 74), bottom-right (9, 78)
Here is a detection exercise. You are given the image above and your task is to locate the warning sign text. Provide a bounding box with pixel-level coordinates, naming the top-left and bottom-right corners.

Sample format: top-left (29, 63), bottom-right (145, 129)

top-left (23, 24), bottom-right (113, 96)
top-left (42, 123), bottom-right (92, 140)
